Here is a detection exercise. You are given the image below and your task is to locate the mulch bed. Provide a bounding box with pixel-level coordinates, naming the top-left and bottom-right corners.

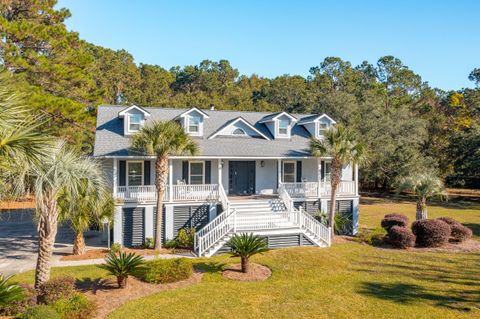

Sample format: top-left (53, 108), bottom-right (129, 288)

top-left (61, 248), bottom-right (177, 261)
top-left (78, 272), bottom-right (203, 319)
top-left (372, 239), bottom-right (480, 253)
top-left (222, 263), bottom-right (271, 282)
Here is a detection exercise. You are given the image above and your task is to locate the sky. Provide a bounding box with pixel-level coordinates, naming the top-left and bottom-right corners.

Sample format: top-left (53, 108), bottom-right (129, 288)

top-left (58, 0), bottom-right (480, 91)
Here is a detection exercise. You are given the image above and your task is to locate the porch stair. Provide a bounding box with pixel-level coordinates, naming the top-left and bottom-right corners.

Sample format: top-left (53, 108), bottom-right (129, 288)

top-left (194, 197), bottom-right (331, 257)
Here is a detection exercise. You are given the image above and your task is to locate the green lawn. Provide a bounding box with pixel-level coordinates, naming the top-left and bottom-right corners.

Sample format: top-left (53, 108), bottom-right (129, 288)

top-left (12, 197), bottom-right (480, 319)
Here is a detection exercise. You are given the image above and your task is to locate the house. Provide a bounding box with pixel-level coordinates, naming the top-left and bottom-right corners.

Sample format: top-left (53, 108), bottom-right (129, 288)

top-left (93, 105), bottom-right (360, 256)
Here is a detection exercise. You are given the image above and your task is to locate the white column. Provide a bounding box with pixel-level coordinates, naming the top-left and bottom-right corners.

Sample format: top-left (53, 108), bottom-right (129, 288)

top-left (113, 206), bottom-right (123, 245)
top-left (354, 164), bottom-right (359, 196)
top-left (144, 206), bottom-right (154, 239)
top-left (317, 158), bottom-right (321, 198)
top-left (277, 159), bottom-right (282, 189)
top-left (352, 198), bottom-right (360, 235)
top-left (113, 158), bottom-right (118, 197)
top-left (165, 205), bottom-right (174, 240)
top-left (168, 159), bottom-right (173, 202)
top-left (320, 199), bottom-right (328, 213)
top-left (218, 159), bottom-right (222, 187)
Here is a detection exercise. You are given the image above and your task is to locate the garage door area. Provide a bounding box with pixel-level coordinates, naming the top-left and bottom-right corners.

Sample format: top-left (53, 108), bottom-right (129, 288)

top-left (122, 207), bottom-right (145, 247)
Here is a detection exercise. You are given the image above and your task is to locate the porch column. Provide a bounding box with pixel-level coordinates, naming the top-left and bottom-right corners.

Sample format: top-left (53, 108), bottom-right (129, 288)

top-left (277, 159), bottom-right (282, 189)
top-left (113, 158), bottom-right (118, 197)
top-left (317, 158), bottom-right (321, 198)
top-left (354, 164), bottom-right (359, 196)
top-left (218, 159), bottom-right (222, 187)
top-left (113, 206), bottom-right (123, 245)
top-left (168, 159), bottom-right (173, 202)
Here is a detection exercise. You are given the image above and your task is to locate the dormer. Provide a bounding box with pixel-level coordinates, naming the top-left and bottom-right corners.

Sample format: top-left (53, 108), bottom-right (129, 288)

top-left (175, 107), bottom-right (210, 137)
top-left (118, 105), bottom-right (151, 136)
top-left (208, 117), bottom-right (271, 140)
top-left (258, 112), bottom-right (297, 139)
top-left (297, 114), bottom-right (336, 139)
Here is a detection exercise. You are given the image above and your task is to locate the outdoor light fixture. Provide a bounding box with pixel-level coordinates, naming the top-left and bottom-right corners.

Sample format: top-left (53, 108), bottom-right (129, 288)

top-left (261, 160), bottom-right (265, 167)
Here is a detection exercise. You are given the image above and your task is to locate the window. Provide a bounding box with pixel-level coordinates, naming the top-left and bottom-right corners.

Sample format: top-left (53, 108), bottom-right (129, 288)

top-left (324, 162), bottom-right (331, 182)
top-left (278, 119), bottom-right (289, 136)
top-left (127, 162), bottom-right (143, 186)
top-left (128, 114), bottom-right (143, 132)
top-left (282, 161), bottom-right (296, 183)
top-left (189, 161), bottom-right (204, 184)
top-left (188, 115), bottom-right (201, 134)
top-left (318, 122), bottom-right (328, 136)
top-left (232, 128), bottom-right (246, 135)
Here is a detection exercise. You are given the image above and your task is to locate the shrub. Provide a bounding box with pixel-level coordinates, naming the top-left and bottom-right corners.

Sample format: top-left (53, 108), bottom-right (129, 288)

top-left (99, 251), bottom-right (144, 288)
top-left (334, 213), bottom-right (352, 235)
top-left (450, 223), bottom-right (473, 243)
top-left (388, 226), bottom-right (416, 249)
top-left (110, 243), bottom-right (121, 254)
top-left (0, 274), bottom-right (25, 313)
top-left (37, 276), bottom-right (75, 305)
top-left (0, 283), bottom-right (36, 316)
top-left (176, 228), bottom-right (195, 248)
top-left (436, 216), bottom-right (459, 226)
top-left (412, 219), bottom-right (451, 247)
top-left (164, 239), bottom-right (178, 249)
top-left (143, 258), bottom-right (193, 284)
top-left (142, 237), bottom-right (154, 249)
top-left (356, 228), bottom-right (387, 246)
top-left (18, 305), bottom-right (60, 319)
top-left (53, 293), bottom-right (95, 319)
top-left (227, 233), bottom-right (268, 273)
top-left (381, 214), bottom-right (409, 231)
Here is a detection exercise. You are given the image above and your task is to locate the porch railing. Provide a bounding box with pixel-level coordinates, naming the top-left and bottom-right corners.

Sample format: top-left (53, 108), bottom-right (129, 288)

top-left (281, 181), bottom-right (356, 197)
top-left (116, 185), bottom-right (157, 202)
top-left (320, 181), bottom-right (355, 195)
top-left (115, 184), bottom-right (218, 202)
top-left (171, 184), bottom-right (218, 202)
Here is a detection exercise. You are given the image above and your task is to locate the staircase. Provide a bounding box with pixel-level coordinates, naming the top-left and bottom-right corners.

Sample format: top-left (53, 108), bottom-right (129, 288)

top-left (194, 191), bottom-right (332, 257)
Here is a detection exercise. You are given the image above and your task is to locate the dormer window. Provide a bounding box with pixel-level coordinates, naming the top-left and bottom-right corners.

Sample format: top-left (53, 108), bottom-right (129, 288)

top-left (318, 123), bottom-right (328, 136)
top-left (175, 107), bottom-right (209, 137)
top-left (232, 128), bottom-right (246, 135)
top-left (128, 113), bottom-right (143, 132)
top-left (187, 115), bottom-right (201, 134)
top-left (259, 112), bottom-right (297, 139)
top-left (278, 119), bottom-right (289, 136)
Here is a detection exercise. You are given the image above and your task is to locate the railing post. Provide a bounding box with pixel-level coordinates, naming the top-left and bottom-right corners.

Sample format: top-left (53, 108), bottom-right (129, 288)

top-left (233, 210), bottom-right (237, 232)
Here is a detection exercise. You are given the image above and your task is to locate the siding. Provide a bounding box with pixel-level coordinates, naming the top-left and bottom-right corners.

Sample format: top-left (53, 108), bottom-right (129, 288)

top-left (327, 200), bottom-right (354, 234)
top-left (294, 200), bottom-right (320, 216)
top-left (122, 207), bottom-right (145, 247)
top-left (101, 159), bottom-right (114, 189)
top-left (173, 205), bottom-right (209, 237)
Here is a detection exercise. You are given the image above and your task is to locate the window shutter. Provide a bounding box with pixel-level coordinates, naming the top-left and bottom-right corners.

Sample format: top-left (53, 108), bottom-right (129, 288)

top-left (205, 161), bottom-right (211, 184)
top-left (321, 161), bottom-right (325, 181)
top-left (182, 161), bottom-right (189, 183)
top-left (119, 160), bottom-right (126, 186)
top-left (296, 161), bottom-right (302, 182)
top-left (144, 160), bottom-right (151, 185)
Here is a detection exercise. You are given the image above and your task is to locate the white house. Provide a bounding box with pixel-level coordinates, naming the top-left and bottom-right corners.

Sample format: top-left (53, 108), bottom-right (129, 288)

top-left (93, 105), bottom-right (360, 256)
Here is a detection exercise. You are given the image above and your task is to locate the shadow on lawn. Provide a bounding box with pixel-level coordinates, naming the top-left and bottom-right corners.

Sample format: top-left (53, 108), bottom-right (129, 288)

top-left (194, 262), bottom-right (226, 273)
top-left (463, 223), bottom-right (480, 237)
top-left (76, 277), bottom-right (117, 294)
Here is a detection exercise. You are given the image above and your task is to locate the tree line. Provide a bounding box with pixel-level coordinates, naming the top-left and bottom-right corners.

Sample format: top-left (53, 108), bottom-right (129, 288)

top-left (1, 0), bottom-right (479, 190)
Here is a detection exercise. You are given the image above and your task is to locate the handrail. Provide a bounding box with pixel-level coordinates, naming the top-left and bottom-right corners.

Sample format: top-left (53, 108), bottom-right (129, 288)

top-left (194, 207), bottom-right (236, 256)
top-left (278, 182), bottom-right (293, 211)
top-left (218, 184), bottom-right (230, 211)
top-left (297, 206), bottom-right (331, 246)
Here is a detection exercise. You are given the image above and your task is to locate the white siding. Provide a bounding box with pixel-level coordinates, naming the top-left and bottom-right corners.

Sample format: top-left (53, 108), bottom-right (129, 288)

top-left (255, 159), bottom-right (277, 194)
top-left (101, 159), bottom-right (114, 189)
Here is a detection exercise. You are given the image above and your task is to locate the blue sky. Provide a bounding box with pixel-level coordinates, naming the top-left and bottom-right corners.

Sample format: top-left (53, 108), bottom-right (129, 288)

top-left (58, 0), bottom-right (480, 90)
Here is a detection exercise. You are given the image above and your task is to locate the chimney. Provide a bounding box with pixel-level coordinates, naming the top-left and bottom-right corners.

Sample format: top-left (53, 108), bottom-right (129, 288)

top-left (210, 104), bottom-right (215, 111)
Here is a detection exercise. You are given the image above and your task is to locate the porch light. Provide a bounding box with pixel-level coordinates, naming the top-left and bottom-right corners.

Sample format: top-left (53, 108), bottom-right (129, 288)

top-left (261, 160), bottom-right (265, 167)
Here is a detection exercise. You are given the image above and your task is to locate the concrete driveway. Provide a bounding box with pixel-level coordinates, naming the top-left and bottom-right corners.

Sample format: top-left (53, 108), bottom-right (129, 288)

top-left (0, 209), bottom-right (106, 276)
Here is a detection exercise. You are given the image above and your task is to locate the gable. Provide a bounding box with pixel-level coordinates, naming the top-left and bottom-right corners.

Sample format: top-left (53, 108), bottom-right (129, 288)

top-left (208, 117), bottom-right (270, 140)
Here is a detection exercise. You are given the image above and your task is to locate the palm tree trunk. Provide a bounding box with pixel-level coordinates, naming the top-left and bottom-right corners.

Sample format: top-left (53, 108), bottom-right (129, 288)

top-left (72, 231), bottom-right (86, 255)
top-left (35, 197), bottom-right (59, 290)
top-left (328, 158), bottom-right (342, 241)
top-left (241, 256), bottom-right (249, 273)
top-left (154, 156), bottom-right (169, 250)
top-left (416, 197), bottom-right (428, 220)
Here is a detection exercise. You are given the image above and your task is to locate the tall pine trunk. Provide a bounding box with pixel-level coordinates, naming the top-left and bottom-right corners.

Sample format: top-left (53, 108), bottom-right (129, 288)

top-left (154, 156), bottom-right (169, 250)
top-left (72, 231), bottom-right (86, 255)
top-left (35, 196), bottom-right (59, 290)
top-left (416, 197), bottom-right (428, 220)
top-left (328, 158), bottom-right (342, 241)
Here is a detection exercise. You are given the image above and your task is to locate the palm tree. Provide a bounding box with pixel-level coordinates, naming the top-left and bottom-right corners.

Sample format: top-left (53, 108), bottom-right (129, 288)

top-left (27, 142), bottom-right (107, 289)
top-left (131, 121), bottom-right (198, 250)
top-left (396, 172), bottom-right (446, 220)
top-left (310, 124), bottom-right (368, 240)
top-left (226, 233), bottom-right (268, 273)
top-left (59, 182), bottom-right (114, 255)
top-left (99, 251), bottom-right (144, 288)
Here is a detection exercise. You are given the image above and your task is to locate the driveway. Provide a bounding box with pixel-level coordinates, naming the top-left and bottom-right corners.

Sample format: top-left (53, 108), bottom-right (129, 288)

top-left (0, 209), bottom-right (106, 276)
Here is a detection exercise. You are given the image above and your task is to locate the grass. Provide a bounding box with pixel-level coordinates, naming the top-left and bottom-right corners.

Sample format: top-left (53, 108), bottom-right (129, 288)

top-left (11, 264), bottom-right (109, 285)
top-left (11, 197), bottom-right (480, 319)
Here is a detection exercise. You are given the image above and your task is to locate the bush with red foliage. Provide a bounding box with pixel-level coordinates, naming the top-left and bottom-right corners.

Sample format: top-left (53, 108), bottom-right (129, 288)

top-left (411, 219), bottom-right (451, 247)
top-left (388, 226), bottom-right (416, 249)
top-left (436, 217), bottom-right (458, 226)
top-left (450, 223), bottom-right (473, 242)
top-left (37, 276), bottom-right (75, 304)
top-left (381, 214), bottom-right (409, 231)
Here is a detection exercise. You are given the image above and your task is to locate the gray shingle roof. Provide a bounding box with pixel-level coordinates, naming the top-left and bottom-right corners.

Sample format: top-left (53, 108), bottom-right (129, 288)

top-left (93, 105), bottom-right (321, 158)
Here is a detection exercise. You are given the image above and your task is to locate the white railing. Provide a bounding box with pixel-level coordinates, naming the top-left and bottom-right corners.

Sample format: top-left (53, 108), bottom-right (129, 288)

top-left (171, 184), bottom-right (218, 202)
top-left (281, 182), bottom-right (318, 198)
top-left (278, 183), bottom-right (293, 211)
top-left (320, 181), bottom-right (355, 196)
top-left (235, 211), bottom-right (298, 231)
top-left (297, 206), bottom-right (331, 246)
top-left (218, 184), bottom-right (230, 211)
top-left (194, 207), bottom-right (236, 257)
top-left (116, 185), bottom-right (157, 202)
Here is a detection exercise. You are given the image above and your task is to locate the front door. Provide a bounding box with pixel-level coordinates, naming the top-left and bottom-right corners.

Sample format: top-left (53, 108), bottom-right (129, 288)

top-left (228, 161), bottom-right (255, 195)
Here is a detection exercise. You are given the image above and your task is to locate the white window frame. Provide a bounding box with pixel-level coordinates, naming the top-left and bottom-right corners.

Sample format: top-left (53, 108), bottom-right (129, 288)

top-left (186, 114), bottom-right (202, 136)
top-left (277, 118), bottom-right (290, 138)
top-left (282, 161), bottom-right (296, 183)
top-left (127, 161), bottom-right (144, 186)
top-left (317, 122), bottom-right (328, 137)
top-left (127, 113), bottom-right (143, 133)
top-left (232, 128), bottom-right (246, 136)
top-left (189, 161), bottom-right (205, 185)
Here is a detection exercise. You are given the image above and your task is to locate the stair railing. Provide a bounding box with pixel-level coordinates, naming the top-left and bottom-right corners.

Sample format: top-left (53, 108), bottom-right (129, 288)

top-left (297, 206), bottom-right (331, 246)
top-left (278, 182), bottom-right (293, 212)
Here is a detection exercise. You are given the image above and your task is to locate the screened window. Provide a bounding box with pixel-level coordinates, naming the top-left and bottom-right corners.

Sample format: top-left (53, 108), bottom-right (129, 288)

top-left (318, 122), bottom-right (328, 136)
top-left (232, 128), bottom-right (246, 135)
top-left (282, 161), bottom-right (296, 183)
top-left (278, 119), bottom-right (289, 136)
top-left (188, 115), bottom-right (201, 134)
top-left (189, 162), bottom-right (204, 184)
top-left (129, 114), bottom-right (143, 132)
top-left (127, 162), bottom-right (143, 186)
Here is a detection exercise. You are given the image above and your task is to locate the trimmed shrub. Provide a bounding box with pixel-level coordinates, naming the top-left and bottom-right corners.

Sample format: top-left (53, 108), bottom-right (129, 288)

top-left (176, 228), bottom-right (195, 248)
top-left (0, 283), bottom-right (36, 316)
top-left (356, 228), bottom-right (386, 246)
top-left (436, 216), bottom-right (459, 226)
top-left (164, 239), bottom-right (178, 249)
top-left (450, 223), bottom-right (473, 243)
top-left (142, 237), bottom-right (154, 249)
top-left (412, 219), bottom-right (451, 247)
top-left (53, 293), bottom-right (95, 319)
top-left (37, 277), bottom-right (75, 305)
top-left (18, 305), bottom-right (60, 319)
top-left (110, 243), bottom-right (121, 254)
top-left (143, 258), bottom-right (193, 284)
top-left (381, 214), bottom-right (409, 231)
top-left (388, 226), bottom-right (416, 249)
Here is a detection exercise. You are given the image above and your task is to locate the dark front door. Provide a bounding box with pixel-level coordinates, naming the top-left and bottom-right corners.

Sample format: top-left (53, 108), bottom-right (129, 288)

top-left (229, 161), bottom-right (255, 195)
